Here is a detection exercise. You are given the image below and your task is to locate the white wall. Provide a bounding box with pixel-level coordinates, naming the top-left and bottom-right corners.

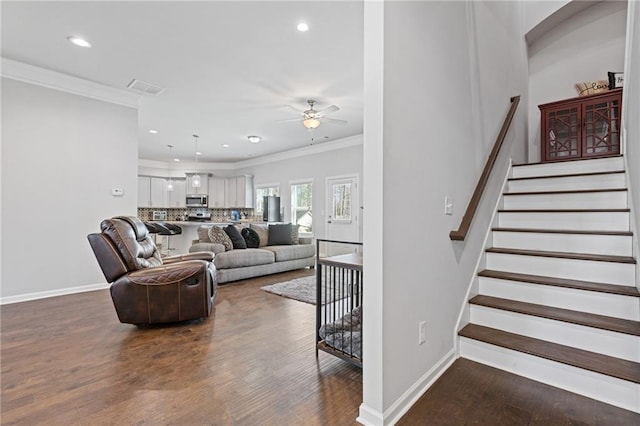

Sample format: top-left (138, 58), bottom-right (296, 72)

top-left (524, 0), bottom-right (571, 34)
top-left (527, 1), bottom-right (627, 162)
top-left (360, 1), bottom-right (527, 423)
top-left (1, 79), bottom-right (138, 301)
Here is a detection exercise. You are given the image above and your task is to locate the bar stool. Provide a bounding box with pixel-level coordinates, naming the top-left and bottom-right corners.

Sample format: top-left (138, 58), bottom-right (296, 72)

top-left (156, 222), bottom-right (182, 256)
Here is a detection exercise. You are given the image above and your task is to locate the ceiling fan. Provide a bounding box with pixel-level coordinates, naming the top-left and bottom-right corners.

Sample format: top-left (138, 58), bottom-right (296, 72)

top-left (277, 100), bottom-right (347, 130)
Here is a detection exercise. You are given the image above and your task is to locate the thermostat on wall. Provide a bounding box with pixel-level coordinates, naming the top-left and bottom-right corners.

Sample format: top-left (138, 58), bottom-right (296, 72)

top-left (111, 188), bottom-right (124, 196)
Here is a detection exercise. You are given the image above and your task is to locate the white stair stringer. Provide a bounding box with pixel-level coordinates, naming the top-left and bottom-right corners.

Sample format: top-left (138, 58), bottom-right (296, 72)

top-left (458, 156), bottom-right (639, 414)
top-left (459, 337), bottom-right (640, 413)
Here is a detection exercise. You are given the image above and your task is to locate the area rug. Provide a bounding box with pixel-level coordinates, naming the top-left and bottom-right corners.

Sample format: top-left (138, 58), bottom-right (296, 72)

top-left (261, 275), bottom-right (351, 305)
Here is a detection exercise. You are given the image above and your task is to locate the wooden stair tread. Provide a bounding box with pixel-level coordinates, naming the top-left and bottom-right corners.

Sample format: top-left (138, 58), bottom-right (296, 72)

top-left (478, 270), bottom-right (640, 298)
top-left (469, 295), bottom-right (640, 336)
top-left (492, 227), bottom-right (633, 236)
top-left (503, 188), bottom-right (627, 196)
top-left (498, 208), bottom-right (630, 213)
top-left (486, 247), bottom-right (636, 264)
top-left (508, 170), bottom-right (625, 181)
top-left (459, 324), bottom-right (640, 384)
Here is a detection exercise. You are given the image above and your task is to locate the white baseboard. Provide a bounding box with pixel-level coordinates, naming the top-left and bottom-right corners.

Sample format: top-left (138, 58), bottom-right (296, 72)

top-left (357, 403), bottom-right (384, 426)
top-left (384, 349), bottom-right (457, 425)
top-left (0, 282), bottom-right (109, 305)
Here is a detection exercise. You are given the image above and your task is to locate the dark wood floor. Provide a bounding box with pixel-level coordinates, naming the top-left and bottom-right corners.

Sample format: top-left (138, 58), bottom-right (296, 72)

top-left (3, 269), bottom-right (639, 425)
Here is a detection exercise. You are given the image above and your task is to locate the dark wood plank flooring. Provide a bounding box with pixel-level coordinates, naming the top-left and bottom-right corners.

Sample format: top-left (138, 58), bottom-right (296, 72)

top-left (399, 358), bottom-right (640, 425)
top-left (3, 270), bottom-right (639, 425)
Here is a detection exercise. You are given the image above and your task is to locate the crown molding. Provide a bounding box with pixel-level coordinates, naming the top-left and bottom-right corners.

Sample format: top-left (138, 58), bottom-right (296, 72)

top-left (233, 134), bottom-right (364, 169)
top-left (1, 57), bottom-right (139, 108)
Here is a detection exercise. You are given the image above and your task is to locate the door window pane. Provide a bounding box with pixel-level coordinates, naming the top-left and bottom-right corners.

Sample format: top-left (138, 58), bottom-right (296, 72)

top-left (332, 183), bottom-right (352, 222)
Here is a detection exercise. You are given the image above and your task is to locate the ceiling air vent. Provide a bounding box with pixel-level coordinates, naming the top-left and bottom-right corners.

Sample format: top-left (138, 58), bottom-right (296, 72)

top-left (126, 79), bottom-right (165, 95)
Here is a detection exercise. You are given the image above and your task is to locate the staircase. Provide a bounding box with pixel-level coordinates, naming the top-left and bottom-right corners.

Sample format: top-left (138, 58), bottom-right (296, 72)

top-left (458, 155), bottom-right (640, 413)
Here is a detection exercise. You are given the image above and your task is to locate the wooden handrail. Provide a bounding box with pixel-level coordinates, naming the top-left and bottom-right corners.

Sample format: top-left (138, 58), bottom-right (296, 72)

top-left (450, 95), bottom-right (520, 241)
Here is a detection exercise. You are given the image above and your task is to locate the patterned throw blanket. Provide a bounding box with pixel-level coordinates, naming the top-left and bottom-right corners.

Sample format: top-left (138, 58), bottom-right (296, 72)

top-left (318, 306), bottom-right (362, 359)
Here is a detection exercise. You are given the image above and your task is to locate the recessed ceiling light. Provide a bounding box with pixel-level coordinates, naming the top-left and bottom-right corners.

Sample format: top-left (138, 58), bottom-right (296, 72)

top-left (297, 23), bottom-right (309, 32)
top-left (67, 36), bottom-right (92, 48)
top-left (149, 129), bottom-right (158, 134)
top-left (195, 151), bottom-right (202, 156)
top-left (247, 136), bottom-right (261, 144)
top-left (222, 144), bottom-right (230, 148)
top-left (173, 158), bottom-right (180, 162)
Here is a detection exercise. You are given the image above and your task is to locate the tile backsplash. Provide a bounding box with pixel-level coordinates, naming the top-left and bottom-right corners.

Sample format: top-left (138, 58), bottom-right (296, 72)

top-left (137, 207), bottom-right (257, 222)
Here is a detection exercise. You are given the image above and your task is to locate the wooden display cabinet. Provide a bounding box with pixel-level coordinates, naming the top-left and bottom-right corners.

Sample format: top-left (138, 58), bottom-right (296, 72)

top-left (539, 89), bottom-right (622, 162)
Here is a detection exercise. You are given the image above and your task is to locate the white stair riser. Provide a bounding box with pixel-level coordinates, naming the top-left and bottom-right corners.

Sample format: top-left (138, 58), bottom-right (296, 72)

top-left (479, 277), bottom-right (640, 321)
top-left (498, 211), bottom-right (629, 232)
top-left (511, 157), bottom-right (624, 178)
top-left (486, 252), bottom-right (635, 286)
top-left (469, 306), bottom-right (640, 361)
top-left (503, 191), bottom-right (627, 210)
top-left (507, 173), bottom-right (626, 193)
top-left (459, 338), bottom-right (640, 413)
top-left (492, 231), bottom-right (633, 256)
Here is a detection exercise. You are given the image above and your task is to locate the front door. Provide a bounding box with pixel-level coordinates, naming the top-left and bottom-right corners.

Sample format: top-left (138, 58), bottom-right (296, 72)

top-left (325, 175), bottom-right (360, 248)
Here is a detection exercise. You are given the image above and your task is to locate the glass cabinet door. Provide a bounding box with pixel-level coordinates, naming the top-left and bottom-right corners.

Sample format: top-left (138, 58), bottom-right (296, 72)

top-left (545, 105), bottom-right (580, 161)
top-left (582, 96), bottom-right (620, 157)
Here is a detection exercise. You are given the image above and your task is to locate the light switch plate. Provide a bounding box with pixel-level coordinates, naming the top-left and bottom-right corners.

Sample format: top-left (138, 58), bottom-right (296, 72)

top-left (112, 188), bottom-right (124, 196)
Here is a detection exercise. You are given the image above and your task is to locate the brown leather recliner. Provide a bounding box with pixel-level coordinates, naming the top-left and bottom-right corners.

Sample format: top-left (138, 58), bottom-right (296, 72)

top-left (88, 216), bottom-right (217, 325)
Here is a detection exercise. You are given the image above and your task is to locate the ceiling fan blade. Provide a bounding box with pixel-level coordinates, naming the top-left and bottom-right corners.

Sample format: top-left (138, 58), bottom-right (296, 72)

top-left (317, 104), bottom-right (339, 115)
top-left (276, 117), bottom-right (303, 123)
top-left (282, 105), bottom-right (305, 114)
top-left (322, 117), bottom-right (348, 125)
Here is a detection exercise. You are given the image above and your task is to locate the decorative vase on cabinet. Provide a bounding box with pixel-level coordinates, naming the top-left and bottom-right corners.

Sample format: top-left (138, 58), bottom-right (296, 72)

top-left (539, 89), bottom-right (622, 162)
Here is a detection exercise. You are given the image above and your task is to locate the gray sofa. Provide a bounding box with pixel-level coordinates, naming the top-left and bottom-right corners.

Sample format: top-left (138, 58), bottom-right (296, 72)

top-left (189, 224), bottom-right (315, 283)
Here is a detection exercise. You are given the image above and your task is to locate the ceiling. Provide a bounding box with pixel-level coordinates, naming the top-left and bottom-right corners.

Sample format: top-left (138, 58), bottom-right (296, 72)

top-left (1, 1), bottom-right (364, 163)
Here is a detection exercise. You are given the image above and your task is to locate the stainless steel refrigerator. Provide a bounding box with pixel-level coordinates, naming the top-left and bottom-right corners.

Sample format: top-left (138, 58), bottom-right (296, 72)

top-left (263, 195), bottom-right (281, 222)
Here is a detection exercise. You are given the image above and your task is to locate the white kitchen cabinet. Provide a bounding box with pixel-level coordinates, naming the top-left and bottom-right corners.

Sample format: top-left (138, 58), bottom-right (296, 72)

top-left (138, 176), bottom-right (152, 207)
top-left (185, 173), bottom-right (210, 195)
top-left (208, 176), bottom-right (226, 208)
top-left (150, 177), bottom-right (168, 207)
top-left (168, 179), bottom-right (186, 207)
top-left (225, 175), bottom-right (254, 208)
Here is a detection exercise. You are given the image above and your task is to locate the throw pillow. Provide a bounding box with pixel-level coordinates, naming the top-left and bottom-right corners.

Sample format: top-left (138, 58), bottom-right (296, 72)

top-left (208, 226), bottom-right (233, 251)
top-left (250, 223), bottom-right (269, 247)
top-left (291, 224), bottom-right (300, 245)
top-left (224, 225), bottom-right (247, 249)
top-left (268, 223), bottom-right (293, 245)
top-left (575, 80), bottom-right (609, 97)
top-left (241, 227), bottom-right (260, 248)
top-left (197, 226), bottom-right (211, 243)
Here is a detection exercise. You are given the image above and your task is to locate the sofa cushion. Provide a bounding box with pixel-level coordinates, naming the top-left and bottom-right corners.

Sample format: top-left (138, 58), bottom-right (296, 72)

top-left (197, 226), bottom-right (212, 243)
top-left (214, 248), bottom-right (274, 269)
top-left (241, 227), bottom-right (260, 248)
top-left (268, 223), bottom-right (292, 245)
top-left (224, 225), bottom-right (247, 249)
top-left (250, 223), bottom-right (269, 247)
top-left (189, 242), bottom-right (226, 254)
top-left (208, 226), bottom-right (233, 251)
top-left (263, 244), bottom-right (315, 262)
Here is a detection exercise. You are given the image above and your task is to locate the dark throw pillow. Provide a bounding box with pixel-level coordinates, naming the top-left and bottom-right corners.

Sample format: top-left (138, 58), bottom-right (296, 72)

top-left (241, 227), bottom-right (260, 248)
top-left (224, 225), bottom-right (247, 249)
top-left (268, 223), bottom-right (293, 245)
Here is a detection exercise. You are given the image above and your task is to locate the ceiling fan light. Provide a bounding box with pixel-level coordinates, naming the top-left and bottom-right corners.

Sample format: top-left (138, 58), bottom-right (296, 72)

top-left (303, 118), bottom-right (320, 129)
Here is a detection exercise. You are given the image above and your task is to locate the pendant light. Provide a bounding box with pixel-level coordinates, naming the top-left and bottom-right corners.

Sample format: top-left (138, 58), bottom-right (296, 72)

top-left (166, 144), bottom-right (174, 191)
top-left (192, 134), bottom-right (201, 188)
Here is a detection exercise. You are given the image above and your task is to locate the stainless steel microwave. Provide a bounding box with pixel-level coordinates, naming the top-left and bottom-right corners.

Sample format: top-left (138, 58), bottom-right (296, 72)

top-left (186, 195), bottom-right (208, 207)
